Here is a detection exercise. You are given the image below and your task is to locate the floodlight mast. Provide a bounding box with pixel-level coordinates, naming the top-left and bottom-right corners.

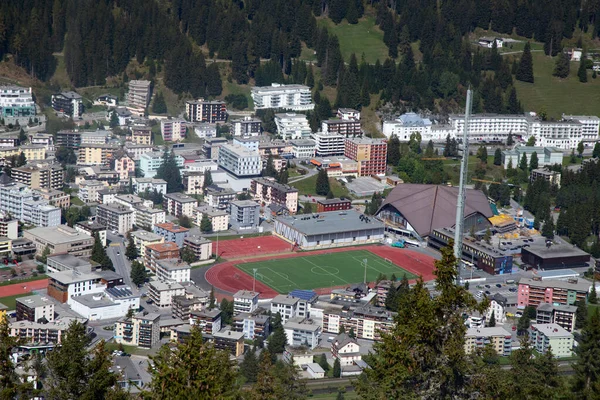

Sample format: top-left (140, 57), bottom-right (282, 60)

top-left (454, 88), bottom-right (473, 285)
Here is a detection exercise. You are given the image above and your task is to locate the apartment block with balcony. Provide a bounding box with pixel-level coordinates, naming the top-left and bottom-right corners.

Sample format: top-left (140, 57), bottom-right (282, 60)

top-left (228, 200), bottom-right (260, 230)
top-left (12, 163), bottom-right (64, 190)
top-left (78, 144), bottom-right (119, 166)
top-left (233, 290), bottom-right (259, 314)
top-left (161, 119), bottom-right (187, 142)
top-left (144, 241), bottom-right (180, 272)
top-left (517, 277), bottom-right (590, 307)
top-left (464, 326), bottom-right (512, 356)
top-left (193, 204), bottom-right (229, 232)
top-left (148, 280), bottom-right (185, 308)
top-left (250, 177), bottom-right (299, 214)
top-left (530, 323), bottom-right (574, 358)
top-left (163, 192), bottom-right (198, 218)
top-left (133, 206), bottom-right (166, 230)
top-left (213, 329), bottom-right (245, 357)
top-left (115, 311), bottom-right (160, 348)
top-left (155, 259), bottom-right (191, 283)
top-left (322, 119), bottom-right (361, 137)
top-left (231, 116), bottom-right (262, 136)
top-left (9, 317), bottom-right (84, 345)
top-left (217, 144), bottom-right (262, 177)
top-left (127, 80), bottom-right (152, 115)
top-left (182, 171), bottom-right (204, 195)
top-left (190, 308), bottom-right (221, 335)
top-left (182, 235), bottom-right (212, 261)
top-left (0, 85), bottom-right (35, 118)
top-left (274, 113), bottom-right (312, 140)
top-left (55, 130), bottom-right (82, 149)
top-left (96, 203), bottom-right (134, 235)
top-left (78, 180), bottom-right (105, 203)
top-left (284, 318), bottom-right (321, 349)
top-left (251, 83), bottom-right (314, 111)
top-left (185, 99), bottom-right (227, 123)
top-left (132, 178), bottom-right (167, 196)
top-left (322, 305), bottom-right (395, 341)
top-left (36, 188), bottom-right (71, 209)
top-left (536, 303), bottom-right (577, 332)
top-left (51, 92), bottom-right (83, 118)
top-left (312, 131), bottom-right (346, 156)
top-left (232, 312), bottom-right (270, 340)
top-left (16, 295), bottom-right (55, 322)
top-left (344, 137), bottom-right (388, 176)
top-left (130, 126), bottom-right (152, 145)
top-left (153, 222), bottom-right (190, 248)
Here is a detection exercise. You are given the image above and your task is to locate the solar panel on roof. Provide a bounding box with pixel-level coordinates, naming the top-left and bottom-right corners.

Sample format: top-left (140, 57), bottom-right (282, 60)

top-left (289, 289), bottom-right (317, 301)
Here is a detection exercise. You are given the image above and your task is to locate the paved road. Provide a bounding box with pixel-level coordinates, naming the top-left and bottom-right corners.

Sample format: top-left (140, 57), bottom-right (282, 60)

top-left (106, 233), bottom-right (135, 290)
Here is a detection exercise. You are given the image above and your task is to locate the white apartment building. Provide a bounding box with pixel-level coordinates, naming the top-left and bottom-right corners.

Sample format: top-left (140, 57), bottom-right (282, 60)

top-left (464, 327), bottom-right (512, 356)
top-left (16, 295), bottom-right (55, 322)
top-left (139, 151), bottom-right (185, 178)
top-left (563, 115), bottom-right (600, 145)
top-left (0, 181), bottom-right (60, 227)
top-left (163, 192), bottom-right (198, 218)
top-left (127, 80), bottom-right (152, 113)
top-left (271, 295), bottom-right (300, 324)
top-left (22, 199), bottom-right (61, 227)
top-left (115, 311), bottom-right (161, 348)
top-left (0, 86), bottom-right (36, 118)
top-left (233, 290), bottom-right (259, 314)
top-left (274, 113), bottom-right (312, 139)
top-left (217, 144), bottom-right (262, 177)
top-left (529, 119), bottom-right (583, 149)
top-left (155, 259), bottom-right (191, 283)
top-left (233, 136), bottom-right (260, 152)
top-left (78, 180), bottom-right (105, 203)
top-left (193, 123), bottom-right (217, 139)
top-left (312, 132), bottom-right (346, 156)
top-left (382, 112), bottom-right (433, 140)
top-left (133, 178), bottom-right (167, 195)
top-left (161, 119), bottom-right (187, 142)
top-left (96, 203), bottom-right (134, 235)
top-left (193, 204), bottom-right (230, 232)
top-left (530, 323), bottom-right (574, 358)
top-left (148, 280), bottom-right (185, 308)
top-left (284, 318), bottom-right (321, 349)
top-left (9, 317), bottom-right (84, 345)
top-left (133, 206), bottom-right (166, 230)
top-left (290, 139), bottom-right (316, 158)
top-left (251, 83), bottom-right (314, 111)
top-left (231, 116), bottom-right (262, 136)
top-left (81, 130), bottom-right (111, 145)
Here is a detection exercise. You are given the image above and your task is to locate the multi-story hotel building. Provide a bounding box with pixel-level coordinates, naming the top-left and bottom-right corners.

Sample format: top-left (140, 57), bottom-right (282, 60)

top-left (217, 144), bottom-right (262, 177)
top-left (231, 116), bottom-right (262, 136)
top-left (517, 277), bottom-right (590, 308)
top-left (161, 119), bottom-right (187, 142)
top-left (0, 86), bottom-right (36, 117)
top-left (250, 177), bottom-right (299, 214)
top-left (274, 113), bottom-right (312, 139)
top-left (51, 92), bottom-right (83, 118)
top-left (344, 137), bottom-right (387, 176)
top-left (12, 163), bottom-right (64, 190)
top-left (185, 99), bottom-right (227, 123)
top-left (251, 83), bottom-right (314, 111)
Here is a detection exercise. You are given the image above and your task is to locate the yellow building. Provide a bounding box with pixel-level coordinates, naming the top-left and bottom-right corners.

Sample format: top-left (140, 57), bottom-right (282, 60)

top-left (20, 145), bottom-right (47, 161)
top-left (0, 147), bottom-right (20, 161)
top-left (78, 144), bottom-right (119, 166)
top-left (130, 230), bottom-right (164, 257)
top-left (131, 126), bottom-right (152, 145)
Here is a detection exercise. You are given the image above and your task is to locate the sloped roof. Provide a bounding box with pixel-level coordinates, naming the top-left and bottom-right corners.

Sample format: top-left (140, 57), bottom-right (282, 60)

top-left (377, 184), bottom-right (492, 237)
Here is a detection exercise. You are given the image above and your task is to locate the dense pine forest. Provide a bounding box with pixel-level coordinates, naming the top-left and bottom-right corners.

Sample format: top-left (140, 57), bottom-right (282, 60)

top-left (0, 0), bottom-right (598, 113)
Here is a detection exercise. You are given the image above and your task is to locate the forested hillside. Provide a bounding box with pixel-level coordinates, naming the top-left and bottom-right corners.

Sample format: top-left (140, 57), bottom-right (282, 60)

top-left (0, 0), bottom-right (599, 115)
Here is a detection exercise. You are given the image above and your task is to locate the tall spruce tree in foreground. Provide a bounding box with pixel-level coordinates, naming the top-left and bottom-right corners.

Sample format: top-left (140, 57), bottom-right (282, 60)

top-left (553, 52), bottom-right (570, 78)
top-left (155, 148), bottom-right (183, 193)
top-left (0, 314), bottom-right (30, 398)
top-left (144, 327), bottom-right (239, 399)
top-left (516, 42), bottom-right (534, 83)
top-left (315, 169), bottom-right (330, 195)
top-left (356, 243), bottom-right (485, 399)
top-left (573, 309), bottom-right (600, 398)
top-left (579, 51), bottom-right (589, 83)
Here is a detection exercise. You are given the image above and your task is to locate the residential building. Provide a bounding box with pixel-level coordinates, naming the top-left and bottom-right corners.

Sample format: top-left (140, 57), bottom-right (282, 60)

top-left (29, 133), bottom-right (54, 150)
top-left (46, 253), bottom-right (92, 273)
top-left (185, 99), bottom-right (227, 123)
top-left (144, 241), bottom-right (180, 272)
top-left (22, 199), bottom-right (61, 227)
top-left (139, 151), bottom-right (183, 178)
top-left (0, 86), bottom-right (35, 117)
top-left (517, 277), bottom-right (590, 307)
top-left (74, 220), bottom-right (107, 247)
top-left (96, 203), bottom-right (134, 235)
top-left (486, 293), bottom-right (509, 324)
top-left (155, 259), bottom-right (191, 283)
top-left (530, 323), bottom-right (574, 358)
top-left (133, 178), bottom-right (167, 195)
top-left (163, 192), bottom-right (198, 218)
top-left (323, 305), bottom-right (395, 341)
top-left (182, 235), bottom-right (212, 261)
top-left (283, 318), bottom-right (321, 349)
top-left (203, 137), bottom-right (227, 159)
top-left (193, 204), bottom-right (229, 232)
top-left (182, 171), bottom-right (204, 195)
top-left (0, 179), bottom-right (61, 226)
top-left (250, 177), bottom-right (299, 214)
top-left (9, 317), bottom-right (85, 345)
top-left (127, 80), bottom-right (152, 114)
top-left (161, 119), bottom-right (187, 142)
top-left (312, 131), bottom-right (346, 156)
top-left (153, 222), bottom-right (190, 248)
top-left (70, 286), bottom-right (140, 321)
top-left (0, 213), bottom-right (18, 239)
top-left (130, 126), bottom-right (152, 145)
top-left (251, 83), bottom-right (314, 111)
top-left (271, 295), bottom-right (301, 324)
top-left (322, 108), bottom-right (361, 136)
top-left (231, 116), bottom-right (262, 136)
top-left (36, 188), bottom-right (70, 209)
top-left (20, 145), bottom-right (46, 161)
top-left (24, 225), bottom-right (94, 257)
top-left (111, 356), bottom-right (142, 390)
top-left (148, 280), bottom-right (185, 308)
top-left (113, 194), bottom-right (145, 210)
top-left (112, 152), bottom-right (135, 181)
top-left (331, 333), bottom-right (362, 367)
top-left (114, 311), bottom-right (161, 348)
top-left (290, 139), bottom-right (316, 159)
top-left (217, 144), bottom-right (262, 177)
top-left (344, 137), bottom-right (387, 176)
top-left (193, 123), bottom-right (217, 139)
top-left (172, 291), bottom-right (209, 320)
top-left (204, 187), bottom-right (236, 208)
top-left (96, 188), bottom-right (118, 205)
top-left (382, 112), bottom-right (433, 140)
top-left (16, 295), bottom-right (55, 322)
top-left (134, 206), bottom-right (166, 230)
top-left (124, 142), bottom-right (154, 160)
top-left (81, 130), bottom-right (111, 145)
top-left (316, 198), bottom-right (352, 213)
top-left (228, 200), bottom-right (260, 230)
top-left (233, 312), bottom-right (270, 340)
top-left (94, 94), bottom-right (118, 107)
top-left (233, 290), bottom-right (259, 314)
top-left (55, 130), bottom-right (82, 149)
top-left (78, 180), bottom-right (105, 203)
top-left (80, 165), bottom-right (119, 184)
top-left (212, 329), bottom-right (245, 357)
top-left (47, 269), bottom-right (105, 305)
top-left (502, 146), bottom-right (563, 169)
top-left (130, 230), bottom-right (164, 258)
top-left (274, 113), bottom-right (311, 139)
top-left (536, 303), bottom-right (577, 332)
top-left (51, 92), bottom-right (83, 118)
top-left (190, 309), bottom-right (222, 335)
top-left (562, 114), bottom-right (600, 145)
top-left (464, 327), bottom-right (512, 356)
top-left (78, 143), bottom-right (119, 166)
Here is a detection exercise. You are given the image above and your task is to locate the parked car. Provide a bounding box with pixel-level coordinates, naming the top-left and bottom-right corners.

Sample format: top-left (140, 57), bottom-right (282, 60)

top-left (512, 326), bottom-right (517, 331)
top-left (496, 283), bottom-right (502, 288)
top-left (485, 284), bottom-right (491, 289)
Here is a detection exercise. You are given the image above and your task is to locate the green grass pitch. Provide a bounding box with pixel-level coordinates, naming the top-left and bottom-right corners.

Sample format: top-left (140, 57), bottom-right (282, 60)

top-left (235, 250), bottom-right (417, 294)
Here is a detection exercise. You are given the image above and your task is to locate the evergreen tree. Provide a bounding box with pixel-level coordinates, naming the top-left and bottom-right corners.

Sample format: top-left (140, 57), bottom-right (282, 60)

top-left (267, 313), bottom-right (287, 354)
top-left (476, 146), bottom-right (488, 163)
top-left (278, 169), bottom-right (289, 184)
top-left (317, 353), bottom-right (330, 372)
top-left (593, 143), bottom-right (600, 159)
top-left (315, 169), bottom-right (330, 195)
top-left (205, 63), bottom-right (223, 96)
top-left (130, 260), bottom-right (147, 287)
top-left (180, 246), bottom-right (197, 264)
top-left (155, 148), bottom-right (183, 193)
top-left (144, 327), bottom-right (239, 398)
top-left (488, 311), bottom-right (496, 327)
top-left (324, 36), bottom-right (342, 86)
top-left (590, 284), bottom-right (598, 304)
top-left (263, 155), bottom-right (278, 178)
top-left (220, 298), bottom-right (234, 325)
top-left (526, 136), bottom-right (537, 146)
top-left (507, 132), bottom-right (514, 146)
top-left (519, 153), bottom-right (528, 170)
top-left (125, 233), bottom-right (138, 260)
top-left (493, 148), bottom-right (502, 166)
top-left (541, 217), bottom-right (555, 239)
top-left (109, 111), bottom-right (120, 128)
top-left (506, 87), bottom-right (521, 114)
top-left (484, 227), bottom-right (492, 244)
top-left (333, 358), bottom-right (341, 378)
top-left (151, 91), bottom-right (167, 114)
top-left (529, 151), bottom-right (539, 170)
top-left (306, 65), bottom-right (314, 88)
top-left (0, 314), bottom-right (29, 397)
top-left (200, 214), bottom-right (213, 233)
top-left (248, 351), bottom-right (307, 400)
top-left (387, 135), bottom-right (401, 166)
top-left (204, 170), bottom-right (213, 189)
top-left (578, 52), bottom-right (588, 83)
top-left (578, 141), bottom-right (585, 157)
top-left (575, 300), bottom-right (588, 330)
top-left (329, 0), bottom-right (348, 24)
top-left (553, 52), bottom-right (570, 78)
top-left (91, 233), bottom-right (112, 270)
top-left (36, 245), bottom-right (51, 264)
top-left (208, 286), bottom-right (216, 310)
top-left (572, 309), bottom-right (600, 397)
top-left (303, 201), bottom-right (313, 214)
top-left (516, 42), bottom-right (534, 83)
top-left (241, 347), bottom-right (259, 383)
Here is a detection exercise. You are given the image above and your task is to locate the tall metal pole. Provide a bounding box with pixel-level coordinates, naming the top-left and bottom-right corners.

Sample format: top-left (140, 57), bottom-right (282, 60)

top-left (253, 268), bottom-right (257, 292)
top-left (363, 259), bottom-right (368, 284)
top-left (454, 88), bottom-right (473, 285)
top-left (216, 230), bottom-right (219, 261)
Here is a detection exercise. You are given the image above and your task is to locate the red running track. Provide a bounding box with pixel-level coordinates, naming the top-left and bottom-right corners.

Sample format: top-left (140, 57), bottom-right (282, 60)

top-left (205, 245), bottom-right (436, 299)
top-left (212, 236), bottom-right (292, 259)
top-left (0, 278), bottom-right (49, 297)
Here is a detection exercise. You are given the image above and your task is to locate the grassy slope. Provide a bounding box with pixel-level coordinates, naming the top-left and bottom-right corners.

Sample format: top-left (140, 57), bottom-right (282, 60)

top-left (317, 16), bottom-right (388, 64)
top-left (513, 53), bottom-right (600, 119)
top-left (0, 294), bottom-right (30, 310)
top-left (291, 175), bottom-right (350, 198)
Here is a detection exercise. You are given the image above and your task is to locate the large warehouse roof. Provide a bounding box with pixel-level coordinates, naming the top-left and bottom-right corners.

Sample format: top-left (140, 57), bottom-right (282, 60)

top-left (377, 184), bottom-right (493, 237)
top-left (275, 209), bottom-right (384, 236)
